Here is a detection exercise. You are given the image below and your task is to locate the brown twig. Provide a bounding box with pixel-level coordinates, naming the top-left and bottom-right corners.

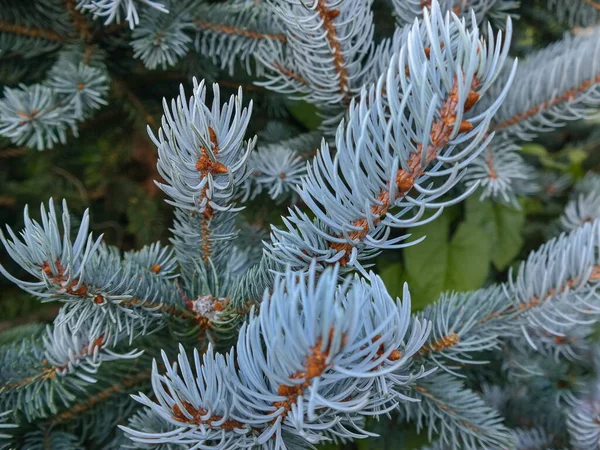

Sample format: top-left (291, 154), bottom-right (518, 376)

top-left (195, 20), bottom-right (287, 43)
top-left (491, 72), bottom-right (600, 133)
top-left (0, 22), bottom-right (63, 41)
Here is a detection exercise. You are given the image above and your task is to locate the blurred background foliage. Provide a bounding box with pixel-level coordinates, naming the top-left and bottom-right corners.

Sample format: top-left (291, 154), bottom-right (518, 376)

top-left (0, 0), bottom-right (599, 446)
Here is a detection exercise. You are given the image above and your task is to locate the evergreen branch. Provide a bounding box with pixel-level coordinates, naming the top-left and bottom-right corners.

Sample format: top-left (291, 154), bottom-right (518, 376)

top-left (0, 330), bottom-right (133, 421)
top-left (123, 264), bottom-right (431, 448)
top-left (0, 200), bottom-right (197, 339)
top-left (267, 4), bottom-right (515, 274)
top-left (0, 22), bottom-right (64, 42)
top-left (192, 2), bottom-right (286, 76)
top-left (150, 78), bottom-right (255, 292)
top-left (464, 139), bottom-right (538, 205)
top-left (491, 72), bottom-right (600, 133)
top-left (394, 0), bottom-right (520, 28)
top-left (481, 28), bottom-right (600, 142)
top-left (261, 0), bottom-right (375, 106)
top-left (415, 219), bottom-right (600, 370)
top-left (465, 28), bottom-right (600, 202)
top-left (194, 20), bottom-right (286, 43)
top-left (561, 191), bottom-right (600, 232)
top-left (327, 78), bottom-right (481, 266)
top-left (240, 132), bottom-right (321, 202)
top-left (2, 0), bottom-right (600, 447)
top-left (0, 0), bottom-right (74, 57)
top-left (568, 388), bottom-right (600, 449)
top-left (414, 286), bottom-right (512, 376)
top-left (76, 0), bottom-right (169, 29)
top-left (1, 314), bottom-right (141, 403)
top-left (131, 1), bottom-right (194, 70)
top-left (503, 220), bottom-right (600, 339)
top-left (48, 368), bottom-right (152, 426)
top-left (0, 45), bottom-right (110, 149)
top-left (399, 372), bottom-right (515, 449)
top-left (548, 0), bottom-right (600, 26)
top-left (0, 84), bottom-right (77, 150)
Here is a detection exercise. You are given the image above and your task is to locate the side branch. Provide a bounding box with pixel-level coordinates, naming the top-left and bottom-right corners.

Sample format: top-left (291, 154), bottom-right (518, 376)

top-left (195, 20), bottom-right (287, 43)
top-left (2, 336), bottom-right (105, 392)
top-left (314, 2), bottom-right (349, 96)
top-left (65, 0), bottom-right (93, 42)
top-left (583, 0), bottom-right (600, 10)
top-left (491, 71), bottom-right (600, 133)
top-left (0, 22), bottom-right (63, 42)
top-left (481, 264), bottom-right (600, 324)
top-left (330, 78), bottom-right (480, 265)
top-left (194, 126), bottom-right (226, 261)
top-left (272, 62), bottom-right (309, 85)
top-left (48, 369), bottom-right (152, 425)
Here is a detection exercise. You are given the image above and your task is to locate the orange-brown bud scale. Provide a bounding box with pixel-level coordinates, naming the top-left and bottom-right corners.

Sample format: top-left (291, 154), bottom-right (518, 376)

top-left (172, 400), bottom-right (245, 430)
top-left (418, 332), bottom-right (461, 356)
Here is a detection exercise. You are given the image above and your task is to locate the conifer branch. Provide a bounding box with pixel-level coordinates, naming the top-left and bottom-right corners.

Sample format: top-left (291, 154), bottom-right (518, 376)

top-left (123, 265), bottom-right (432, 448)
top-left (0, 22), bottom-right (64, 42)
top-left (2, 1), bottom-right (600, 448)
top-left (479, 28), bottom-right (600, 143)
top-left (399, 372), bottom-right (515, 449)
top-left (548, 0), bottom-right (600, 26)
top-left (260, 0), bottom-right (375, 107)
top-left (192, 2), bottom-right (286, 76)
top-left (48, 368), bottom-right (151, 426)
top-left (413, 219), bottom-right (600, 374)
top-left (267, 5), bottom-right (515, 274)
top-left (194, 20), bottom-right (286, 43)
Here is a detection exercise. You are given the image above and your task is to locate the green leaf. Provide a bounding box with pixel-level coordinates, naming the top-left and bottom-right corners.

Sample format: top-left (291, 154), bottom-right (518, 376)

top-left (287, 101), bottom-right (322, 130)
top-left (379, 262), bottom-right (404, 300)
top-left (355, 418), bottom-right (433, 449)
top-left (520, 143), bottom-right (548, 158)
top-left (403, 212), bottom-right (451, 309)
top-left (403, 204), bottom-right (494, 308)
top-left (315, 444), bottom-right (342, 450)
top-left (489, 204), bottom-right (525, 270)
top-left (446, 220), bottom-right (492, 290)
top-left (464, 196), bottom-right (525, 271)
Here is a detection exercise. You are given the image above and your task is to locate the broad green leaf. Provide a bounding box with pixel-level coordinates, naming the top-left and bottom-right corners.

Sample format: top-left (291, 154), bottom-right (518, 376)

top-left (403, 204), bottom-right (495, 308)
top-left (446, 220), bottom-right (492, 290)
top-left (356, 418), bottom-right (433, 449)
top-left (489, 203), bottom-right (525, 270)
top-left (522, 143), bottom-right (567, 170)
top-left (315, 444), bottom-right (341, 450)
top-left (403, 211), bottom-right (451, 309)
top-left (520, 143), bottom-right (548, 158)
top-left (287, 101), bottom-right (322, 130)
top-left (378, 262), bottom-right (404, 300)
top-left (464, 196), bottom-right (525, 271)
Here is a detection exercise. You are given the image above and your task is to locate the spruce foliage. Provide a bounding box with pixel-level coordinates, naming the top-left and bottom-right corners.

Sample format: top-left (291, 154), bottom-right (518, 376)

top-left (1, 0), bottom-right (600, 449)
